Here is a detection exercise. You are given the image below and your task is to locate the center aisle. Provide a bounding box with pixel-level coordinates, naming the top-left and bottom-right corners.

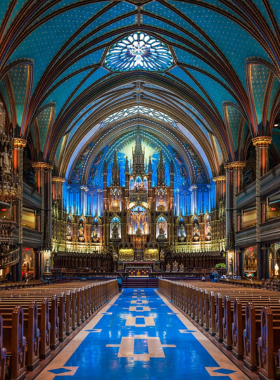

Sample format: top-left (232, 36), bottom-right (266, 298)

top-left (38, 289), bottom-right (248, 380)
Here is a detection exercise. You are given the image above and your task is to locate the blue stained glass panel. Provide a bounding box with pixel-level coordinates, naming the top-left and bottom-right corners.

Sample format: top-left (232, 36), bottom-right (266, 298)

top-left (104, 32), bottom-right (174, 72)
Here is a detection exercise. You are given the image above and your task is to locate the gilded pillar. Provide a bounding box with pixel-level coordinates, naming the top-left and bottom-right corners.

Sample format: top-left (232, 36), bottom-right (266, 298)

top-left (14, 138), bottom-right (26, 281)
top-left (252, 136), bottom-right (272, 280)
top-left (231, 162), bottom-right (245, 275)
top-left (52, 177), bottom-right (65, 201)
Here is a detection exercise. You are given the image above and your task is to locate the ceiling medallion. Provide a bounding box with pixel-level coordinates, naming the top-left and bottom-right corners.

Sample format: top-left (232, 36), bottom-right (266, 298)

top-left (104, 32), bottom-right (174, 72)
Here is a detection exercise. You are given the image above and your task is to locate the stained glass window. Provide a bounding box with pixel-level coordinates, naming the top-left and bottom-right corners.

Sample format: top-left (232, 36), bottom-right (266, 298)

top-left (104, 32), bottom-right (174, 72)
top-left (103, 106), bottom-right (174, 125)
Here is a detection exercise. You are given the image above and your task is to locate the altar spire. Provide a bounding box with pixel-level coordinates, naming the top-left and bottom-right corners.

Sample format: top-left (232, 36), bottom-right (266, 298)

top-left (132, 127), bottom-right (145, 176)
top-left (157, 149), bottom-right (165, 186)
top-left (112, 149), bottom-right (120, 186)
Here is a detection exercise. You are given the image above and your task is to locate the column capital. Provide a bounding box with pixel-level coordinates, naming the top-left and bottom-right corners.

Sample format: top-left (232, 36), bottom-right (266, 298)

top-left (252, 136), bottom-right (272, 148)
top-left (189, 185), bottom-right (197, 191)
top-left (213, 175), bottom-right (226, 182)
top-left (32, 161), bottom-right (53, 170)
top-left (14, 138), bottom-right (27, 149)
top-left (52, 176), bottom-right (65, 183)
top-left (227, 161), bottom-right (246, 170)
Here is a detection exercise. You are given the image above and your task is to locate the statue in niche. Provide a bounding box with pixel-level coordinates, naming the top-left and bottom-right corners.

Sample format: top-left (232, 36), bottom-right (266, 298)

top-left (0, 102), bottom-right (5, 133)
top-left (92, 224), bottom-right (99, 243)
top-left (160, 249), bottom-right (165, 261)
top-left (2, 145), bottom-right (11, 173)
top-left (66, 223), bottom-right (72, 241)
top-left (143, 221), bottom-right (148, 235)
top-left (180, 167), bottom-right (188, 187)
top-left (159, 222), bottom-right (165, 235)
top-left (193, 220), bottom-right (200, 242)
top-left (89, 167), bottom-right (96, 187)
top-left (71, 168), bottom-right (81, 184)
top-left (111, 220), bottom-right (120, 239)
top-left (78, 221), bottom-right (85, 242)
top-left (179, 222), bottom-right (186, 242)
top-left (196, 168), bottom-right (206, 184)
top-left (172, 261), bottom-right (178, 272)
top-left (206, 220), bottom-right (211, 241)
top-left (275, 263), bottom-right (279, 276)
top-left (179, 263), bottom-right (184, 272)
top-left (166, 263), bottom-right (171, 272)
top-left (228, 257), bottom-right (233, 275)
top-left (129, 222), bottom-right (133, 235)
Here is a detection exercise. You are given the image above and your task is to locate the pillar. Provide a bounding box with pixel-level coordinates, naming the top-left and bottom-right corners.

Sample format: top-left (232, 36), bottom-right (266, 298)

top-left (52, 177), bottom-right (65, 201)
top-left (231, 162), bottom-right (246, 275)
top-left (252, 136), bottom-right (272, 280)
top-left (14, 138), bottom-right (27, 281)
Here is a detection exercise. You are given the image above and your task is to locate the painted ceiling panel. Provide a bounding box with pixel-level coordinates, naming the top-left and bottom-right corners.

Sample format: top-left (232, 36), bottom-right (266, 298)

top-left (43, 70), bottom-right (95, 117)
top-left (30, 124), bottom-right (36, 147)
top-left (0, 79), bottom-right (11, 121)
top-left (142, 12), bottom-right (210, 54)
top-left (268, 76), bottom-right (280, 120)
top-left (169, 0), bottom-right (243, 17)
top-left (8, 64), bottom-right (29, 127)
top-left (77, 15), bottom-right (137, 51)
top-left (168, 1), bottom-right (270, 85)
top-left (171, 46), bottom-right (228, 86)
top-left (269, 0), bottom-right (280, 24)
top-left (66, 2), bottom-right (135, 51)
top-left (49, 48), bottom-right (106, 90)
top-left (184, 107), bottom-right (211, 142)
top-left (168, 66), bottom-right (209, 102)
top-left (8, 5), bottom-right (103, 89)
top-left (55, 138), bottom-right (63, 165)
top-left (253, 0), bottom-right (275, 27)
top-left (187, 68), bottom-right (235, 117)
top-left (250, 64), bottom-right (271, 125)
top-left (226, 106), bottom-right (242, 152)
top-left (272, 133), bottom-right (280, 153)
top-left (37, 107), bottom-right (52, 152)
top-left (5, 0), bottom-right (26, 29)
top-left (242, 122), bottom-right (249, 146)
top-left (68, 104), bottom-right (100, 141)
top-left (36, 0), bottom-right (110, 23)
top-left (70, 67), bottom-right (109, 101)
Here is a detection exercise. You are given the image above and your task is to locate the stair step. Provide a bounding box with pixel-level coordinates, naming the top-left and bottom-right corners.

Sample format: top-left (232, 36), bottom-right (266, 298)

top-left (122, 278), bottom-right (158, 288)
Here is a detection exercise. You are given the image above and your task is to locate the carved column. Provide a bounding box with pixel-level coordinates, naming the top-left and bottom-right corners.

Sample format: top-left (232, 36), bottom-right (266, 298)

top-left (52, 177), bottom-right (65, 201)
top-left (45, 164), bottom-right (53, 250)
top-left (252, 136), bottom-right (272, 280)
top-left (14, 138), bottom-right (26, 281)
top-left (231, 162), bottom-right (246, 275)
top-left (225, 163), bottom-right (234, 274)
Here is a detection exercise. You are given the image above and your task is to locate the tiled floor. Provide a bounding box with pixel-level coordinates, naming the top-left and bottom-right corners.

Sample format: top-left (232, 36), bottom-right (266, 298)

top-left (37, 289), bottom-right (249, 380)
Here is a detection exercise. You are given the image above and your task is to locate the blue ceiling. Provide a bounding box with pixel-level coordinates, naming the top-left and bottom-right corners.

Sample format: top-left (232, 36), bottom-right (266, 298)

top-left (0, 0), bottom-right (279, 176)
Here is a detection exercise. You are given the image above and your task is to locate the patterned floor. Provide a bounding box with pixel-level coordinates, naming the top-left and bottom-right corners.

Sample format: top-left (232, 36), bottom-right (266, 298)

top-left (37, 289), bottom-right (249, 380)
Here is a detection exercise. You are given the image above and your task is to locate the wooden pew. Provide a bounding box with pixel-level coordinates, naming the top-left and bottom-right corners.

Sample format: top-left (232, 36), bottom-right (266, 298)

top-left (2, 306), bottom-right (26, 380)
top-left (258, 307), bottom-right (280, 380)
top-left (0, 302), bottom-right (39, 371)
top-left (0, 315), bottom-right (6, 380)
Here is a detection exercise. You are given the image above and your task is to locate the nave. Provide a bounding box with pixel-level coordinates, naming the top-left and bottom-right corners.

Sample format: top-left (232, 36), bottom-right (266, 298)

top-left (38, 289), bottom-right (247, 380)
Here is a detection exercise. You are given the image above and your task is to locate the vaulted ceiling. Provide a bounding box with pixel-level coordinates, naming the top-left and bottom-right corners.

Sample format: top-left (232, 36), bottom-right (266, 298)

top-left (1, 0), bottom-right (280, 183)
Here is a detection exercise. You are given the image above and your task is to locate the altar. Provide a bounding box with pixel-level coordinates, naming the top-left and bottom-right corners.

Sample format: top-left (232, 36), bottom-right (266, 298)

top-left (123, 261), bottom-right (157, 277)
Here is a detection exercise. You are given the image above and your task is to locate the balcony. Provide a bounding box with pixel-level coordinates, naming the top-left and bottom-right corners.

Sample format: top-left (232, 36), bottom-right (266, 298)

top-left (236, 226), bottom-right (256, 246)
top-left (23, 182), bottom-right (42, 209)
top-left (236, 163), bottom-right (280, 209)
top-left (0, 247), bottom-right (19, 269)
top-left (260, 218), bottom-right (280, 242)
